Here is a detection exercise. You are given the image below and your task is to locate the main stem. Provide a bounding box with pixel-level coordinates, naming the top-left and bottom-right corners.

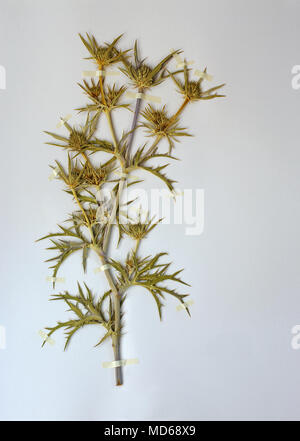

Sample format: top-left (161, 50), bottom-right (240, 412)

top-left (72, 184), bottom-right (123, 385)
top-left (101, 90), bottom-right (187, 384)
top-left (102, 89), bottom-right (143, 385)
top-left (97, 71), bottom-right (143, 385)
top-left (126, 87), bottom-right (143, 158)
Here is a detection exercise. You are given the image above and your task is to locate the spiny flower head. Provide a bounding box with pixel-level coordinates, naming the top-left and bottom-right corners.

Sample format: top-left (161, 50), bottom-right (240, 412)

top-left (44, 115), bottom-right (96, 154)
top-left (73, 162), bottom-right (109, 187)
top-left (169, 65), bottom-right (225, 101)
top-left (55, 155), bottom-right (85, 190)
top-left (77, 84), bottom-right (130, 114)
top-left (120, 41), bottom-right (179, 90)
top-left (78, 78), bottom-right (101, 100)
top-left (74, 207), bottom-right (99, 227)
top-left (122, 64), bottom-right (155, 89)
top-left (105, 85), bottom-right (129, 111)
top-left (68, 130), bottom-right (88, 151)
top-left (140, 104), bottom-right (191, 152)
top-left (120, 213), bottom-right (162, 241)
top-left (79, 33), bottom-right (130, 67)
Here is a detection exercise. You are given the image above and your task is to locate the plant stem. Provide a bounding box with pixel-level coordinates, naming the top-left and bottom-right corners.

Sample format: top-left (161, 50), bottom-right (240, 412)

top-left (134, 238), bottom-right (140, 255)
top-left (170, 97), bottom-right (189, 123)
top-left (146, 135), bottom-right (162, 157)
top-left (102, 91), bottom-right (144, 252)
top-left (71, 184), bottom-right (122, 385)
top-left (92, 245), bottom-right (123, 386)
top-left (97, 71), bottom-right (129, 385)
top-left (126, 87), bottom-right (143, 158)
top-left (98, 65), bottom-right (107, 106)
top-left (106, 110), bottom-right (119, 150)
top-left (71, 188), bottom-right (95, 243)
top-left (101, 92), bottom-right (143, 385)
top-left (96, 73), bottom-right (144, 384)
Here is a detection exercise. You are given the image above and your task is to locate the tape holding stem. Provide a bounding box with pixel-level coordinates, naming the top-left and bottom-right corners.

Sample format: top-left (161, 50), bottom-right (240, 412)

top-left (94, 264), bottom-right (111, 274)
top-left (102, 358), bottom-right (139, 368)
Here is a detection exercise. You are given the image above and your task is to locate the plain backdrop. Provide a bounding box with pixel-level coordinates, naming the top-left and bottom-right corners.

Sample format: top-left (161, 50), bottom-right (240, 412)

top-left (1, 0), bottom-right (300, 421)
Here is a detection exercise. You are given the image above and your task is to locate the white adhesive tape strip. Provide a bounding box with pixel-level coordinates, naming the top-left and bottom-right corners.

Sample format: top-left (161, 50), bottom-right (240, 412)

top-left (0, 325), bottom-right (6, 350)
top-left (46, 276), bottom-right (65, 283)
top-left (144, 94), bottom-right (161, 103)
top-left (48, 167), bottom-right (59, 181)
top-left (177, 60), bottom-right (195, 68)
top-left (82, 70), bottom-right (120, 78)
top-left (170, 49), bottom-right (194, 69)
top-left (102, 358), bottom-right (139, 368)
top-left (171, 49), bottom-right (183, 66)
top-left (56, 114), bottom-right (72, 128)
top-left (94, 264), bottom-right (111, 274)
top-left (124, 91), bottom-right (140, 100)
top-left (194, 70), bottom-right (213, 81)
top-left (176, 299), bottom-right (194, 311)
top-left (125, 91), bottom-right (161, 104)
top-left (38, 330), bottom-right (55, 346)
top-left (115, 170), bottom-right (141, 182)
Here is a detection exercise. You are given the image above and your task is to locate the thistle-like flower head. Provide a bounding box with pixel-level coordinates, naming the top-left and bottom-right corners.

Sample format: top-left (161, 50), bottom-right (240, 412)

top-left (74, 162), bottom-right (109, 188)
top-left (78, 78), bottom-right (101, 100)
top-left (169, 65), bottom-right (225, 102)
top-left (140, 104), bottom-right (191, 152)
top-left (68, 130), bottom-right (88, 151)
top-left (55, 155), bottom-right (85, 190)
top-left (120, 41), bottom-right (179, 90)
top-left (121, 213), bottom-right (162, 241)
top-left (77, 83), bottom-right (130, 114)
top-left (45, 115), bottom-right (97, 154)
top-left (79, 33), bottom-right (130, 67)
top-left (74, 207), bottom-right (98, 227)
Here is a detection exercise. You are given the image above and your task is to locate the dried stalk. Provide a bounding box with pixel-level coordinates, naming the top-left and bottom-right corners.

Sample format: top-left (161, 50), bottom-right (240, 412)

top-left (39, 33), bottom-right (224, 387)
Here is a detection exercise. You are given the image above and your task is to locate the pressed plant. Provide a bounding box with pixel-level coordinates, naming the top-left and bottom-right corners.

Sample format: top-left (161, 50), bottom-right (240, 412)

top-left (38, 33), bottom-right (224, 386)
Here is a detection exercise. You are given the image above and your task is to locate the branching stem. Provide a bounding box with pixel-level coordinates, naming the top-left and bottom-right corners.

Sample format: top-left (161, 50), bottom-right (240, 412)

top-left (170, 97), bottom-right (189, 123)
top-left (97, 70), bottom-right (132, 385)
top-left (71, 188), bottom-right (95, 243)
top-left (126, 87), bottom-right (143, 158)
top-left (146, 98), bottom-right (189, 157)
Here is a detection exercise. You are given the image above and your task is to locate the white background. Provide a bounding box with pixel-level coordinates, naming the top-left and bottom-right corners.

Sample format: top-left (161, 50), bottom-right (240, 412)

top-left (1, 0), bottom-right (300, 421)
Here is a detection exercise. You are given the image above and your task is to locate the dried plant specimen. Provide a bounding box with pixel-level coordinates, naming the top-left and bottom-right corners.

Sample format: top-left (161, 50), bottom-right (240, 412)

top-left (38, 33), bottom-right (224, 385)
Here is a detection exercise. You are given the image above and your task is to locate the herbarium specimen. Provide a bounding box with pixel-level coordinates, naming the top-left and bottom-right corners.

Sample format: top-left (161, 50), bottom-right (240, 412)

top-left (38, 33), bottom-right (224, 385)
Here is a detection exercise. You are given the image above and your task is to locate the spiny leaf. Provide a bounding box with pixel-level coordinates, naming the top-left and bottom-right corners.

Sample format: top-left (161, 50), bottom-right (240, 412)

top-left (138, 164), bottom-right (176, 191)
